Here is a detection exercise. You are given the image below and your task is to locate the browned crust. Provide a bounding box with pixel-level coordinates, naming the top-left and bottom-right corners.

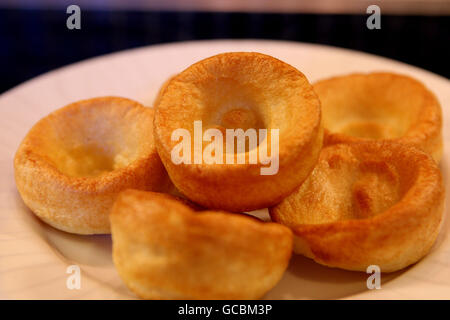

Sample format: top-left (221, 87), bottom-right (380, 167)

top-left (314, 72), bottom-right (443, 162)
top-left (14, 97), bottom-right (169, 234)
top-left (270, 141), bottom-right (445, 272)
top-left (110, 189), bottom-right (293, 299)
top-left (154, 52), bottom-right (323, 212)
top-left (153, 74), bottom-right (178, 107)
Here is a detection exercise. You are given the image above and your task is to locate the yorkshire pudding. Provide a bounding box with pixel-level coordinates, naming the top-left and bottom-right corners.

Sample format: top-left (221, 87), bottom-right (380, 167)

top-left (270, 142), bottom-right (444, 272)
top-left (111, 189), bottom-right (293, 299)
top-left (154, 52), bottom-right (323, 212)
top-left (314, 72), bottom-right (443, 162)
top-left (14, 97), bottom-right (168, 234)
top-left (153, 74), bottom-right (177, 107)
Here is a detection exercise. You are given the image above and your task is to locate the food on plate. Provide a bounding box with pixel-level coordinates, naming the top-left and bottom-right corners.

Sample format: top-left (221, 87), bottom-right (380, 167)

top-left (153, 52), bottom-right (323, 212)
top-left (14, 97), bottom-right (168, 234)
top-left (111, 189), bottom-right (293, 299)
top-left (314, 72), bottom-right (443, 162)
top-left (270, 141), bottom-right (444, 272)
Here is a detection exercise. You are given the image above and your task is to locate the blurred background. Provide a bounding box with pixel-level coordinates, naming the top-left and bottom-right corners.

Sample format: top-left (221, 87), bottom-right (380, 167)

top-left (0, 0), bottom-right (448, 94)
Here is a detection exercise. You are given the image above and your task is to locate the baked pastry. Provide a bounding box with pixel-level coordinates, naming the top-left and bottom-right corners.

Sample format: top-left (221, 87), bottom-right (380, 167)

top-left (314, 72), bottom-right (443, 162)
top-left (154, 52), bottom-right (323, 212)
top-left (270, 142), bottom-right (444, 272)
top-left (111, 189), bottom-right (293, 299)
top-left (14, 97), bottom-right (168, 234)
top-left (153, 74), bottom-right (177, 107)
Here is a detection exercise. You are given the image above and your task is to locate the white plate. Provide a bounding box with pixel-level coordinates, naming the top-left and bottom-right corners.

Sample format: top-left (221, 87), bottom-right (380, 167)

top-left (0, 40), bottom-right (449, 300)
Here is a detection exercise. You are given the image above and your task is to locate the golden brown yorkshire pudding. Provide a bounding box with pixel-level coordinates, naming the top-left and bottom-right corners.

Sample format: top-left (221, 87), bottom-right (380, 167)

top-left (111, 189), bottom-right (293, 300)
top-left (154, 52), bottom-right (323, 212)
top-left (14, 97), bottom-right (168, 235)
top-left (153, 74), bottom-right (177, 107)
top-left (314, 72), bottom-right (443, 162)
top-left (270, 142), bottom-right (444, 272)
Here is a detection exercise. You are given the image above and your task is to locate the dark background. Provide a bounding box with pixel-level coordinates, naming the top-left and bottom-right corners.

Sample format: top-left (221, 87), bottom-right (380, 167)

top-left (0, 8), bottom-right (448, 94)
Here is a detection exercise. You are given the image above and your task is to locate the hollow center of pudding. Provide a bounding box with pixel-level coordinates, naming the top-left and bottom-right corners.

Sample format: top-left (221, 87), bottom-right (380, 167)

top-left (203, 108), bottom-right (265, 154)
top-left (317, 76), bottom-right (425, 140)
top-left (199, 78), bottom-right (267, 153)
top-left (51, 135), bottom-right (136, 178)
top-left (40, 102), bottom-right (147, 178)
top-left (220, 108), bottom-right (260, 131)
top-left (60, 144), bottom-right (115, 177)
top-left (288, 148), bottom-right (407, 225)
top-left (323, 105), bottom-right (414, 140)
top-left (339, 121), bottom-right (391, 139)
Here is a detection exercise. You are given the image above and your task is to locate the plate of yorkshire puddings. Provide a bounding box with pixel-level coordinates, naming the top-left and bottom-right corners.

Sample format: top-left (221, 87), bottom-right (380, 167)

top-left (0, 40), bottom-right (449, 299)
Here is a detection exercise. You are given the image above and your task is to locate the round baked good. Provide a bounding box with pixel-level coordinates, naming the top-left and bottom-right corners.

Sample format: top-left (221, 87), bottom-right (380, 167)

top-left (270, 142), bottom-right (444, 272)
top-left (154, 52), bottom-right (323, 212)
top-left (314, 72), bottom-right (443, 162)
top-left (14, 97), bottom-right (168, 235)
top-left (111, 189), bottom-right (293, 299)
